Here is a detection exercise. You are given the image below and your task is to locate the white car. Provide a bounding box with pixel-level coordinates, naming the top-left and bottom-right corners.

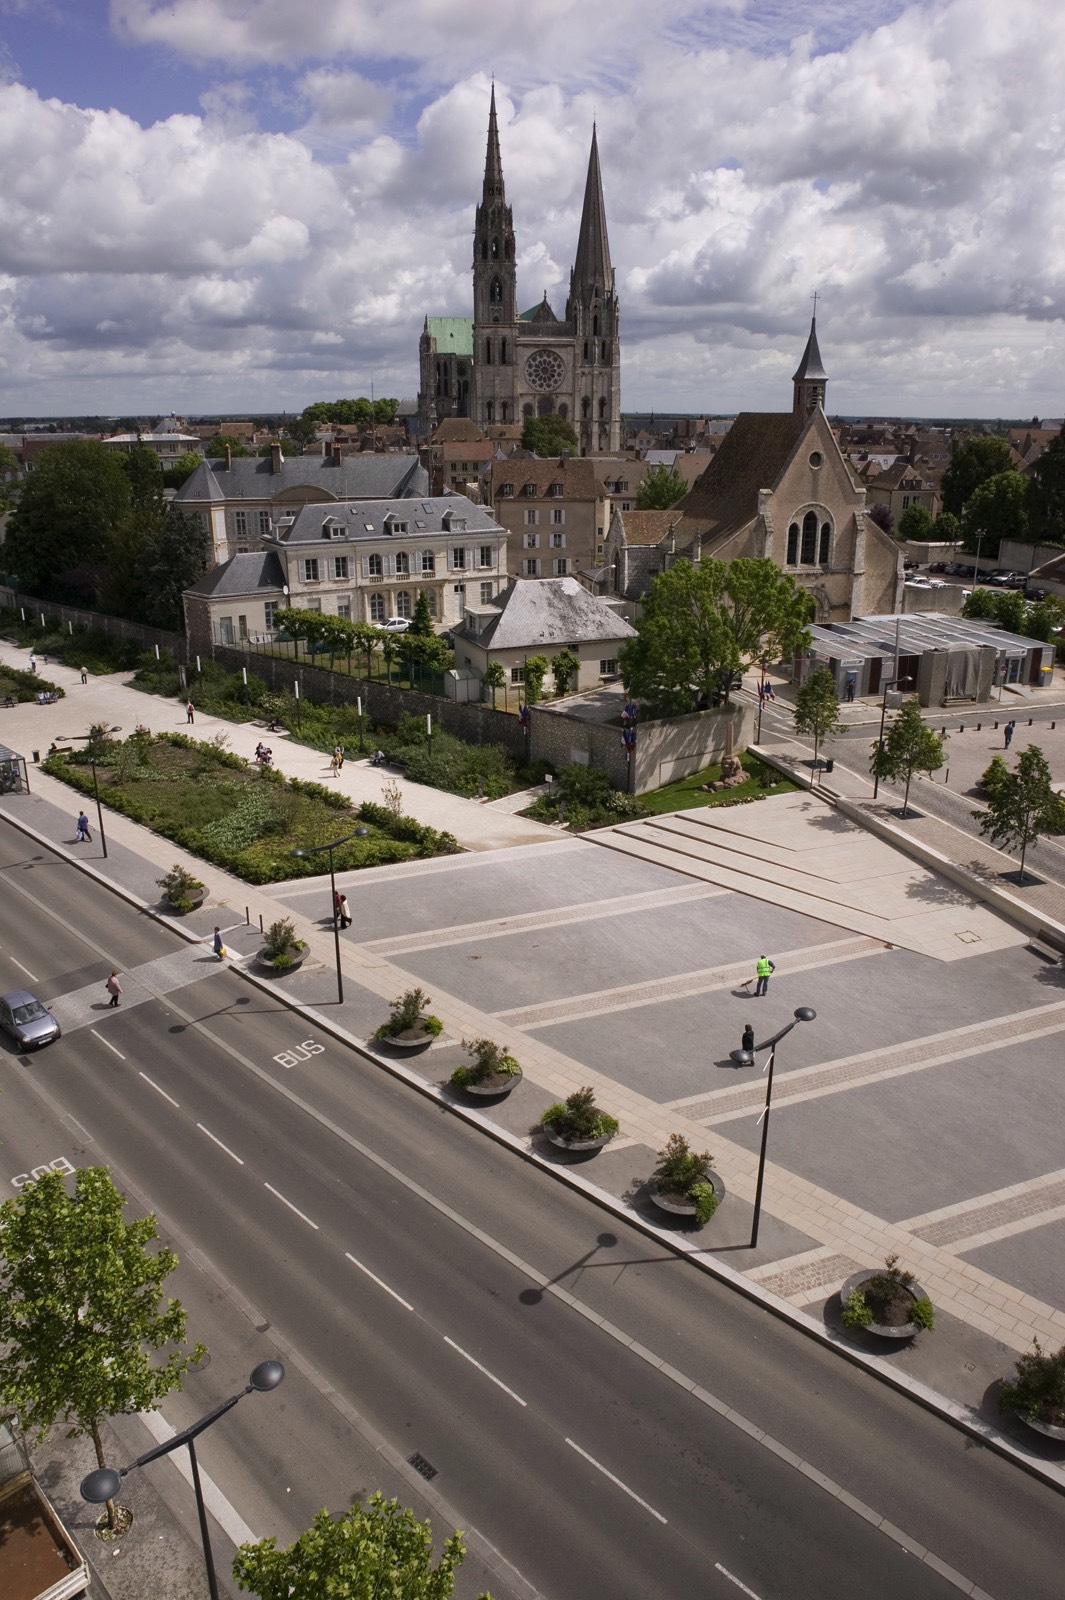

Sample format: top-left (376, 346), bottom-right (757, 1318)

top-left (381, 617), bottom-right (412, 633)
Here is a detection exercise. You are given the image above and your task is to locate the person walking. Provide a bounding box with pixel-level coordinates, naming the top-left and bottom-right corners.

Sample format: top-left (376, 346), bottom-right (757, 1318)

top-left (741, 1022), bottom-right (755, 1059)
top-left (105, 971), bottom-right (122, 1007)
top-left (333, 889), bottom-right (343, 923)
top-left (75, 810), bottom-right (92, 843)
top-left (212, 926), bottom-right (225, 962)
top-left (329, 750), bottom-right (340, 777)
top-left (186, 700), bottom-right (195, 724)
top-left (1004, 720), bottom-right (1016, 749)
top-left (337, 893), bottom-right (352, 929)
top-left (755, 954), bottom-right (775, 997)
top-left (29, 651), bottom-right (37, 674)
top-left (79, 666), bottom-right (88, 684)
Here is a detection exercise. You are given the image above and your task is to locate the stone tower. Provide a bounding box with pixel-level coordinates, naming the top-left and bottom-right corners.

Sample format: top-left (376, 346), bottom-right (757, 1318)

top-left (793, 315), bottom-right (829, 421)
top-left (566, 125), bottom-right (621, 455)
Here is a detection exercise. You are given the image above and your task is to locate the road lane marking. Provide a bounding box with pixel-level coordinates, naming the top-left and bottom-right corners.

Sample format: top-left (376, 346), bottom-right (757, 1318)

top-left (264, 1181), bottom-right (319, 1229)
top-left (90, 1028), bottom-right (126, 1059)
top-left (10, 957), bottom-right (37, 980)
top-left (139, 1071), bottom-right (179, 1108)
top-left (564, 1438), bottom-right (666, 1523)
top-left (137, 1408), bottom-right (259, 1547)
top-left (344, 1252), bottom-right (413, 1311)
top-left (444, 1337), bottom-right (527, 1407)
top-left (196, 1124), bottom-right (244, 1165)
top-left (715, 1565), bottom-right (763, 1599)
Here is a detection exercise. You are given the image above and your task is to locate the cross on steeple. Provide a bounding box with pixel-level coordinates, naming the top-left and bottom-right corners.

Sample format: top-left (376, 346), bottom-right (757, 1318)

top-left (810, 289), bottom-right (820, 315)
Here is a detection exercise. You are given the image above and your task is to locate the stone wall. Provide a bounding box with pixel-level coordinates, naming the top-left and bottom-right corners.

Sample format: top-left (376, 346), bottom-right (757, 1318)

top-left (0, 586), bottom-right (187, 659)
top-left (530, 700), bottom-right (751, 794)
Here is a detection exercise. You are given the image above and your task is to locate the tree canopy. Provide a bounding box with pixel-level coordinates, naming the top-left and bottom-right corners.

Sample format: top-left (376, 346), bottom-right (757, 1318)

top-left (302, 398), bottom-right (399, 426)
top-left (1027, 428), bottom-right (1065, 549)
top-left (232, 1493), bottom-right (481, 1600)
top-left (3, 439), bottom-right (131, 593)
top-left (0, 441), bottom-right (20, 513)
top-left (619, 557), bottom-right (813, 715)
top-left (206, 435), bottom-right (252, 457)
top-left (0, 1166), bottom-right (204, 1481)
top-left (635, 464), bottom-right (687, 509)
top-left (521, 412), bottom-right (578, 457)
top-left (870, 697), bottom-right (945, 813)
top-left (960, 470), bottom-right (1029, 558)
top-left (973, 744), bottom-right (1065, 882)
top-left (896, 503), bottom-right (934, 542)
top-left (941, 435), bottom-right (1013, 517)
top-left (793, 667), bottom-right (844, 763)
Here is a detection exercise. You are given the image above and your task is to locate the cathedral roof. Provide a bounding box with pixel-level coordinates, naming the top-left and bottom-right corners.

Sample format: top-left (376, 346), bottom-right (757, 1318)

top-left (571, 125), bottom-right (614, 294)
top-left (424, 317), bottom-right (474, 356)
top-left (520, 295), bottom-right (561, 324)
top-left (676, 412), bottom-right (805, 542)
top-left (483, 84), bottom-right (505, 203)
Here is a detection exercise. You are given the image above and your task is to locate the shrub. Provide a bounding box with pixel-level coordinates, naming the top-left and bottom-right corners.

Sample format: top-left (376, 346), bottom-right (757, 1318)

top-left (981, 754), bottom-right (1009, 800)
top-left (375, 987), bottom-right (443, 1040)
top-left (541, 1086), bottom-right (619, 1142)
top-left (263, 918), bottom-right (304, 963)
top-left (0, 659), bottom-right (65, 701)
top-left (843, 1255), bottom-right (935, 1330)
top-left (689, 1181), bottom-right (720, 1225)
top-left (450, 1036), bottom-right (521, 1088)
top-left (156, 862), bottom-right (205, 909)
top-left (654, 1133), bottom-right (713, 1195)
top-left (841, 1288), bottom-right (874, 1329)
top-left (999, 1340), bottom-right (1065, 1424)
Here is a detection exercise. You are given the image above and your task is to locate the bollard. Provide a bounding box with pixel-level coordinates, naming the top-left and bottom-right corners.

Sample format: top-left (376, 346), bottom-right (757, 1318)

top-left (259, 912), bottom-right (264, 932)
top-left (246, 905), bottom-right (250, 924)
top-left (993, 722), bottom-right (998, 730)
top-left (976, 723), bottom-right (981, 732)
top-left (1029, 718), bottom-right (1033, 726)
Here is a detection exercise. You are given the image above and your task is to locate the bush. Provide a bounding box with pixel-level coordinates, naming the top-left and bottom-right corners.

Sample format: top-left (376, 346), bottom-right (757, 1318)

top-left (654, 1133), bottom-right (714, 1196)
top-left (0, 658), bottom-right (64, 701)
top-left (981, 754), bottom-right (1009, 800)
top-left (541, 1086), bottom-right (619, 1142)
top-left (156, 862), bottom-right (205, 909)
top-left (999, 1340), bottom-right (1065, 1424)
top-left (263, 918), bottom-right (304, 963)
top-left (450, 1036), bottom-right (521, 1088)
top-left (375, 988), bottom-right (443, 1041)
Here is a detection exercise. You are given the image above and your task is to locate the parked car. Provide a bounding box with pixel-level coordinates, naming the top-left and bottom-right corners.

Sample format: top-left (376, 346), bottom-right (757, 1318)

top-left (381, 617), bottom-right (413, 633)
top-left (0, 989), bottom-right (61, 1050)
top-left (987, 571), bottom-right (1020, 587)
top-left (928, 562), bottom-right (947, 573)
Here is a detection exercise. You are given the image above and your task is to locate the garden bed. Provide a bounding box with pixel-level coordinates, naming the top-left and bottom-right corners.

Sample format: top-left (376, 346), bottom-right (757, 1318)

top-left (43, 731), bottom-right (460, 884)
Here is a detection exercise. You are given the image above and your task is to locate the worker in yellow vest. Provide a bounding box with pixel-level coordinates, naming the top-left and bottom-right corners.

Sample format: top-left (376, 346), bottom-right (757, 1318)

top-left (755, 954), bottom-right (775, 996)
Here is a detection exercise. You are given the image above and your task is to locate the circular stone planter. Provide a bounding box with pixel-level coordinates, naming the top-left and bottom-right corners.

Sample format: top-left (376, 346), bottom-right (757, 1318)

top-left (839, 1268), bottom-right (931, 1339)
top-left (545, 1126), bottom-right (615, 1152)
top-left (165, 888), bottom-right (205, 914)
top-left (256, 946), bottom-right (307, 975)
top-left (461, 1066), bottom-right (522, 1096)
top-left (1013, 1409), bottom-right (1065, 1441)
top-left (378, 1025), bottom-right (437, 1052)
top-left (647, 1168), bottom-right (726, 1218)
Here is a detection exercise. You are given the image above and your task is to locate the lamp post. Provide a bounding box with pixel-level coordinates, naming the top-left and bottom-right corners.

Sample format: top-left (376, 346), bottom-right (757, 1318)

top-left (736, 1006), bottom-right (816, 1248)
top-left (81, 1360), bottom-right (284, 1600)
top-left (55, 727), bottom-right (121, 857)
top-left (291, 828), bottom-right (369, 1003)
top-left (872, 677), bottom-right (912, 800)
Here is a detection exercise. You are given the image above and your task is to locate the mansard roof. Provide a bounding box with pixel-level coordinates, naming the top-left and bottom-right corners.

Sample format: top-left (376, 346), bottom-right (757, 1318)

top-left (275, 495), bottom-right (502, 544)
top-left (176, 452), bottom-right (428, 505)
top-left (184, 550), bottom-right (285, 599)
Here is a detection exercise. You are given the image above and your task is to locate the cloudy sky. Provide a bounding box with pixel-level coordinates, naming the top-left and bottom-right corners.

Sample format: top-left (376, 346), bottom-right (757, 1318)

top-left (0, 0), bottom-right (1062, 420)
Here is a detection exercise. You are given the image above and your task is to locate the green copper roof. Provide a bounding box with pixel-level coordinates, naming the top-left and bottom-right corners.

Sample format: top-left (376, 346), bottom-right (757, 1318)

top-left (426, 317), bottom-right (473, 356)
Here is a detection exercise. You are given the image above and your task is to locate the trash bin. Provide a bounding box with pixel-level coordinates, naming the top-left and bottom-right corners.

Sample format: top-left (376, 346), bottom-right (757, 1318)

top-left (824, 758), bottom-right (834, 774)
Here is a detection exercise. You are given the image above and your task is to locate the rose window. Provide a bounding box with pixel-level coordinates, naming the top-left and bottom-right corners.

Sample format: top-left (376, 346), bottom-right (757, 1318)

top-left (524, 349), bottom-right (565, 392)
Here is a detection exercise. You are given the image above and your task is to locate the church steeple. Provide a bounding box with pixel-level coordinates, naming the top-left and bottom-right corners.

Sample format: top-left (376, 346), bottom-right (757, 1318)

top-left (793, 314), bottom-right (828, 420)
top-left (567, 124), bottom-right (621, 456)
top-left (472, 84), bottom-right (516, 328)
top-left (571, 123), bottom-right (614, 297)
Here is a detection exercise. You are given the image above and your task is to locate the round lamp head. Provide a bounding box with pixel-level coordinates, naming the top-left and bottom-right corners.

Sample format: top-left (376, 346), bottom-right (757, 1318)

top-left (738, 1051), bottom-right (755, 1069)
top-left (250, 1359), bottom-right (285, 1392)
top-left (82, 1467), bottom-right (122, 1503)
top-left (355, 827), bottom-right (369, 839)
top-left (794, 1006), bottom-right (817, 1023)
top-left (290, 848), bottom-right (307, 859)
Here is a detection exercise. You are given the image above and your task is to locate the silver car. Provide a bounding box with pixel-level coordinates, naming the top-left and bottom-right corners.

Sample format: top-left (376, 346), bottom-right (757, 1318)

top-left (0, 989), bottom-right (62, 1050)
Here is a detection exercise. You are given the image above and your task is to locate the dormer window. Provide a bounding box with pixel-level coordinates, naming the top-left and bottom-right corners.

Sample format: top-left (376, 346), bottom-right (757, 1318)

top-left (499, 482), bottom-right (514, 497)
top-left (548, 482), bottom-right (564, 498)
top-left (384, 514), bottom-right (408, 535)
top-left (523, 482), bottom-right (537, 497)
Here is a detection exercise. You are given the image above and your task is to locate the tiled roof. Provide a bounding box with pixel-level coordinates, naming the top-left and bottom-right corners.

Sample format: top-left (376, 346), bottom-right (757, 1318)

top-left (433, 418), bottom-right (485, 443)
top-left (184, 550), bottom-right (285, 599)
top-left (614, 509), bottom-right (684, 547)
top-left (490, 457), bottom-right (600, 497)
top-left (175, 453), bottom-right (428, 505)
top-left (677, 412), bottom-right (804, 540)
top-left (467, 577), bottom-right (637, 650)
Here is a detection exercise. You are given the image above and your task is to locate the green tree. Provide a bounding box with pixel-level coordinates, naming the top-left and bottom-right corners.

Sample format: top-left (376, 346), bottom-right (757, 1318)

top-left (961, 586), bottom-right (1001, 622)
top-left (523, 654), bottom-right (549, 703)
top-left (961, 470), bottom-right (1029, 559)
top-left (636, 464), bottom-right (687, 510)
top-left (793, 666), bottom-right (844, 764)
top-left (284, 416), bottom-right (319, 447)
top-left (3, 440), bottom-right (131, 593)
top-left (1026, 595), bottom-right (1065, 643)
top-left (1028, 428), bottom-right (1065, 549)
top-left (166, 451), bottom-right (203, 487)
top-left (973, 744), bottom-right (1065, 882)
top-left (205, 434), bottom-right (252, 458)
top-left (121, 444), bottom-right (165, 516)
top-left (482, 659), bottom-right (505, 707)
top-left (134, 504), bottom-right (212, 630)
top-left (521, 412), bottom-right (578, 457)
top-left (0, 1167), bottom-right (205, 1525)
top-left (896, 503), bottom-right (934, 543)
top-left (409, 589), bottom-right (436, 637)
top-left (0, 440), bottom-right (20, 513)
top-left (550, 647), bottom-right (580, 696)
top-left (931, 510), bottom-right (961, 549)
top-left (870, 697), bottom-right (945, 814)
top-left (233, 1492), bottom-right (477, 1600)
top-left (620, 557), bottom-right (812, 715)
top-left (941, 435), bottom-right (1013, 517)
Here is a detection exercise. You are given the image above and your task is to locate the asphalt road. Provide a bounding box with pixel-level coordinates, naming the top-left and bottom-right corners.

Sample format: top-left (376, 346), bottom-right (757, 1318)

top-left (2, 816), bottom-right (1064, 1600)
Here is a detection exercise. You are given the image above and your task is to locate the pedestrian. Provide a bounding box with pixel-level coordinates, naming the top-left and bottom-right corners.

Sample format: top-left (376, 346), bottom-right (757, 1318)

top-left (336, 745), bottom-right (345, 771)
top-left (337, 893), bottom-right (352, 929)
top-left (105, 971), bottom-right (122, 1007)
top-left (333, 889), bottom-right (343, 923)
top-left (29, 651), bottom-right (37, 674)
top-left (329, 751), bottom-right (340, 777)
top-left (741, 1022), bottom-right (755, 1058)
top-left (1004, 720), bottom-right (1016, 749)
top-left (755, 954), bottom-right (775, 996)
top-left (79, 666), bottom-right (88, 684)
top-left (212, 926), bottom-right (225, 962)
top-left (75, 810), bottom-right (92, 843)
top-left (186, 700), bottom-right (195, 724)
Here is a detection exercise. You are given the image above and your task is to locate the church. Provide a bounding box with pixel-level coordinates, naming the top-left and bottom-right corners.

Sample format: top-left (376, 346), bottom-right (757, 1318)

top-left (417, 89), bottom-right (621, 455)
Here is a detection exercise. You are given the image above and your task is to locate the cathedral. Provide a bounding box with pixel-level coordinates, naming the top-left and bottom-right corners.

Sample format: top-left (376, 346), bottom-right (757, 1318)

top-left (417, 89), bottom-right (621, 455)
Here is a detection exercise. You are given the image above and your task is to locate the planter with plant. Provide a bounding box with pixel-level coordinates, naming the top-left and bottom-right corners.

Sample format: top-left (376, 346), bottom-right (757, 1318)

top-left (999, 1340), bottom-right (1065, 1439)
top-left (374, 987), bottom-right (443, 1050)
top-left (450, 1036), bottom-right (522, 1096)
top-left (541, 1086), bottom-right (619, 1151)
top-left (839, 1255), bottom-right (935, 1339)
top-left (256, 917), bottom-right (308, 973)
top-left (647, 1133), bottom-right (724, 1225)
top-left (156, 862), bottom-right (206, 913)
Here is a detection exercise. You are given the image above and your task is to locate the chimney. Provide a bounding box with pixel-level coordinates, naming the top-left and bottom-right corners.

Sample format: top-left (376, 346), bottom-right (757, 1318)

top-left (270, 443), bottom-right (283, 474)
top-left (225, 445), bottom-right (232, 470)
top-left (332, 442), bottom-right (343, 467)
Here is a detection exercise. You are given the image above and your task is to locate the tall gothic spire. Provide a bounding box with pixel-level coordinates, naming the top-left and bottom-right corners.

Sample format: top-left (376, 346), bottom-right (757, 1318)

top-left (483, 83), bottom-right (505, 203)
top-left (792, 315), bottom-right (828, 418)
top-left (571, 124), bottom-right (613, 294)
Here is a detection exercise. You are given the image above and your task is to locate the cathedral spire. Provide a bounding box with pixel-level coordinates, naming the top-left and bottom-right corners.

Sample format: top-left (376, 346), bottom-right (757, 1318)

top-left (572, 124), bottom-right (613, 294)
top-left (483, 83), bottom-right (505, 203)
top-left (792, 314), bottom-right (828, 419)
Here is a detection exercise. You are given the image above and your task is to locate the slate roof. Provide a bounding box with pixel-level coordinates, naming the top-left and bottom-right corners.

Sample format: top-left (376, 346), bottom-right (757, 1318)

top-left (466, 577), bottom-right (636, 650)
top-left (184, 550), bottom-right (285, 599)
top-left (676, 412), bottom-right (805, 541)
top-left (276, 496), bottom-right (503, 545)
top-left (175, 453), bottom-right (428, 505)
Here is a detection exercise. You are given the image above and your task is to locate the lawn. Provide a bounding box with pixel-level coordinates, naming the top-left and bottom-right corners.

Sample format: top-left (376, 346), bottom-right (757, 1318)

top-left (43, 731), bottom-right (460, 884)
top-left (639, 752), bottom-right (798, 815)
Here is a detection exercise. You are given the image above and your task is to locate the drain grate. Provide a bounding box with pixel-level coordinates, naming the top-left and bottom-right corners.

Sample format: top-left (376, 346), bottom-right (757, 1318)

top-left (407, 1452), bottom-right (438, 1481)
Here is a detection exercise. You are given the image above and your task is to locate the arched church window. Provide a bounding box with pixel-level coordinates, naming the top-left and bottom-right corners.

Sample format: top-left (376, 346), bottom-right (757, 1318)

top-left (801, 510), bottom-right (817, 564)
top-left (501, 401), bottom-right (509, 421)
top-left (787, 523), bottom-right (799, 565)
top-left (490, 277), bottom-right (502, 304)
top-left (558, 403), bottom-right (568, 420)
top-left (601, 341), bottom-right (607, 362)
top-left (583, 341), bottom-right (589, 360)
top-left (486, 400), bottom-right (495, 422)
top-left (505, 238), bottom-right (513, 259)
top-left (523, 403), bottom-right (534, 418)
top-left (481, 239), bottom-right (488, 260)
top-left (582, 397), bottom-right (591, 419)
top-left (501, 338), bottom-right (508, 364)
top-left (593, 315), bottom-right (599, 336)
top-left (485, 340), bottom-right (493, 364)
top-left (819, 522), bottom-right (831, 563)
top-left (491, 237), bottom-right (500, 259)
top-left (599, 397), bottom-right (607, 418)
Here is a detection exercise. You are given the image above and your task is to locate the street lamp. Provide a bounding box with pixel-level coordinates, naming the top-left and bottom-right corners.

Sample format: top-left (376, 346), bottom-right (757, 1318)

top-left (736, 1006), bottom-right (816, 1249)
top-left (872, 677), bottom-right (912, 800)
top-left (81, 1360), bottom-right (284, 1600)
top-left (291, 828), bottom-right (369, 1003)
top-left (55, 726), bottom-right (122, 857)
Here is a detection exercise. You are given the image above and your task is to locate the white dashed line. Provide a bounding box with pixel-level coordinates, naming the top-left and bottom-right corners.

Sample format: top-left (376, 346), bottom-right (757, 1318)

top-left (90, 1028), bottom-right (125, 1059)
top-left (263, 1182), bottom-right (319, 1230)
top-left (196, 1124), bottom-right (244, 1165)
top-left (564, 1438), bottom-right (667, 1523)
top-left (443, 1337), bottom-right (527, 1406)
top-left (138, 1071), bottom-right (179, 1108)
top-left (715, 1564), bottom-right (763, 1599)
top-left (10, 957), bottom-right (37, 980)
top-left (344, 1252), bottom-right (413, 1310)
